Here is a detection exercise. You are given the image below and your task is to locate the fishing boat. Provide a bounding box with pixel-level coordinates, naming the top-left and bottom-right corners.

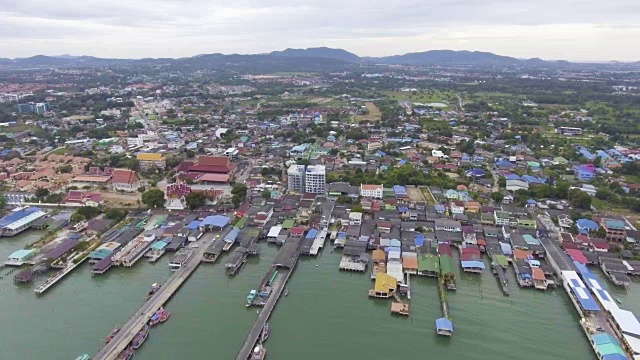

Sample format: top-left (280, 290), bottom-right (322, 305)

top-left (75, 354), bottom-right (91, 360)
top-left (284, 288), bottom-right (289, 297)
top-left (616, 297), bottom-right (623, 304)
top-left (160, 308), bottom-right (171, 323)
top-left (115, 347), bottom-right (133, 360)
top-left (251, 343), bottom-right (266, 360)
top-left (246, 289), bottom-right (257, 307)
top-left (105, 327), bottom-right (120, 344)
top-left (260, 323), bottom-right (270, 342)
top-left (146, 283), bottom-right (161, 299)
top-left (131, 325), bottom-right (149, 349)
top-left (149, 308), bottom-right (163, 326)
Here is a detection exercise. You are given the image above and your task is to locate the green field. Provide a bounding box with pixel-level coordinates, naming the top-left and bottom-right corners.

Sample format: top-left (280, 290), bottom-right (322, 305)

top-left (383, 90), bottom-right (454, 105)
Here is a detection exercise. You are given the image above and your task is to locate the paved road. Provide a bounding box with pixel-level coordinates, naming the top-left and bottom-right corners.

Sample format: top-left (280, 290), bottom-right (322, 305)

top-left (94, 229), bottom-right (225, 360)
top-left (534, 215), bottom-right (577, 272)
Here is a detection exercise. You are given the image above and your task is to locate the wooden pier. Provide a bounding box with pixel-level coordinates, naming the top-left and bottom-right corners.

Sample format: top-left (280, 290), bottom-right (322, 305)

top-left (492, 264), bottom-right (510, 296)
top-left (93, 231), bottom-right (223, 360)
top-left (436, 274), bottom-right (453, 336)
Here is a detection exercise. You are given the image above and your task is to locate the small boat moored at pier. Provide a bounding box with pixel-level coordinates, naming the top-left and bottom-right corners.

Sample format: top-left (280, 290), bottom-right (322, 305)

top-left (260, 323), bottom-right (270, 342)
top-left (131, 325), bottom-right (149, 349)
top-left (105, 327), bottom-right (120, 344)
top-left (251, 344), bottom-right (266, 360)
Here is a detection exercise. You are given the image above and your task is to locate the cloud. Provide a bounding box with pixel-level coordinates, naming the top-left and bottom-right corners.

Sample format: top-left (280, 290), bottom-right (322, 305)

top-left (0, 0), bottom-right (638, 61)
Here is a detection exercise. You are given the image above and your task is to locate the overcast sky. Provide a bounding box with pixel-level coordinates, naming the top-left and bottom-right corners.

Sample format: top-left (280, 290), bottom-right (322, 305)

top-left (2, 0), bottom-right (640, 61)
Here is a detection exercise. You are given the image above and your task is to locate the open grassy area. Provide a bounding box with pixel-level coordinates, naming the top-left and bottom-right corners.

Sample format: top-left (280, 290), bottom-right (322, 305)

top-left (383, 90), bottom-right (454, 105)
top-left (50, 148), bottom-right (69, 155)
top-left (355, 102), bottom-right (382, 122)
top-left (419, 187), bottom-right (436, 205)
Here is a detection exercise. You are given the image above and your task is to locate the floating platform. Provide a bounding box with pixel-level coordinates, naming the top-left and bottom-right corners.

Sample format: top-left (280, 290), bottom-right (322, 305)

top-left (391, 302), bottom-right (409, 316)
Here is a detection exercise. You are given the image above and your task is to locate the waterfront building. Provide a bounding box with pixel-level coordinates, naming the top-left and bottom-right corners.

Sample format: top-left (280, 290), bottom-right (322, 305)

top-left (0, 206), bottom-right (46, 237)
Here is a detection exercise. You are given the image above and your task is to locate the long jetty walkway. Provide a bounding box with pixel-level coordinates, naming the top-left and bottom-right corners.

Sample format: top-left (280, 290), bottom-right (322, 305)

top-left (236, 268), bottom-right (292, 360)
top-left (93, 230), bottom-right (223, 360)
top-left (34, 256), bottom-right (89, 295)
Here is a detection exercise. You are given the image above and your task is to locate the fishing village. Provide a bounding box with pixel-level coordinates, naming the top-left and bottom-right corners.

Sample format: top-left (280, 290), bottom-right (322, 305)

top-left (1, 178), bottom-right (640, 359)
top-left (3, 57), bottom-right (640, 360)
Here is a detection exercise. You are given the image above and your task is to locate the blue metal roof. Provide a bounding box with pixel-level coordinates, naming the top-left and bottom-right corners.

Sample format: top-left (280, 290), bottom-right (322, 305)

top-left (567, 278), bottom-right (601, 312)
top-left (187, 220), bottom-right (201, 230)
top-left (415, 235), bottom-right (425, 247)
top-left (0, 207), bottom-right (42, 228)
top-left (461, 261), bottom-right (486, 269)
top-left (435, 318), bottom-right (453, 331)
top-left (576, 219), bottom-right (599, 230)
top-left (601, 354), bottom-right (628, 360)
top-left (201, 215), bottom-right (230, 228)
top-left (224, 227), bottom-right (240, 242)
top-left (393, 185), bottom-right (407, 194)
top-left (306, 229), bottom-right (318, 239)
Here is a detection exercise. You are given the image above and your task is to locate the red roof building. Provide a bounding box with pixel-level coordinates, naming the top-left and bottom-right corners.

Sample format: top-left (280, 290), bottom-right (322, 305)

top-left (111, 169), bottom-right (139, 192)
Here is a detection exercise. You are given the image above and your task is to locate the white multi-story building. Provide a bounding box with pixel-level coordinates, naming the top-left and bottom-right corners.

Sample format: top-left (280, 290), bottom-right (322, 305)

top-left (305, 165), bottom-right (326, 194)
top-left (287, 164), bottom-right (306, 193)
top-left (360, 184), bottom-right (383, 199)
top-left (127, 137), bottom-right (144, 147)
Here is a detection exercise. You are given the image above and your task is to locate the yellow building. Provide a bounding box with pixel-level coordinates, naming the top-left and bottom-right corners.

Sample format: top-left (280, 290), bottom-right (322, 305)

top-left (136, 153), bottom-right (166, 170)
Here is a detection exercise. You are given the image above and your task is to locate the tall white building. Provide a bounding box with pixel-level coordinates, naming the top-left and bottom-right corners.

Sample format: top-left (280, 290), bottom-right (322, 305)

top-left (287, 164), bottom-right (306, 193)
top-left (305, 165), bottom-right (326, 194)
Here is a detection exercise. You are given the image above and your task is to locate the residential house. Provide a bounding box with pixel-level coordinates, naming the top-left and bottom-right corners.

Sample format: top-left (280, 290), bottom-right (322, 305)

top-left (517, 218), bottom-right (537, 230)
top-left (360, 184), bottom-right (384, 199)
top-left (494, 211), bottom-right (510, 226)
top-left (349, 212), bottom-right (363, 225)
top-left (601, 219), bottom-right (627, 242)
top-left (434, 219), bottom-right (462, 232)
top-left (449, 201), bottom-right (465, 214)
top-left (558, 214), bottom-right (573, 229)
top-left (506, 179), bottom-right (529, 192)
top-left (465, 201), bottom-right (481, 213)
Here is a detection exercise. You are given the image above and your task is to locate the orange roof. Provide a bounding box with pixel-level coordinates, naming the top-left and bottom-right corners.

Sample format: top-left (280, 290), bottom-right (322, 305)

top-left (513, 249), bottom-right (533, 260)
top-left (532, 268), bottom-right (545, 281)
top-left (361, 184), bottom-right (382, 191)
top-left (402, 257), bottom-right (418, 269)
top-left (372, 249), bottom-right (386, 262)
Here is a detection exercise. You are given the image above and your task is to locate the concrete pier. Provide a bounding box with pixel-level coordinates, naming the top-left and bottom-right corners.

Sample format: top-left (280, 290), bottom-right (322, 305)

top-left (236, 268), bottom-right (292, 360)
top-left (93, 230), bottom-right (223, 360)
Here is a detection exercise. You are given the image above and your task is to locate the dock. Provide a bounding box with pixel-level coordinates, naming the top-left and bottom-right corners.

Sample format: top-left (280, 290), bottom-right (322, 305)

top-left (236, 268), bottom-right (292, 360)
top-left (309, 227), bottom-right (328, 256)
top-left (492, 264), bottom-right (510, 296)
top-left (34, 256), bottom-right (89, 295)
top-left (93, 230), bottom-right (223, 360)
top-left (435, 274), bottom-right (453, 336)
top-left (236, 237), bottom-right (300, 360)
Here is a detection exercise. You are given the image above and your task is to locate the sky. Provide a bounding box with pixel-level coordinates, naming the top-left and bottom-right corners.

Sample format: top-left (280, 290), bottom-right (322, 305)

top-left (1, 0), bottom-right (640, 61)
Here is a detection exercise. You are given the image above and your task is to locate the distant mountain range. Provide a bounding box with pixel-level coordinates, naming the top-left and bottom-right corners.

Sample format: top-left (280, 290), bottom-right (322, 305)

top-left (0, 47), bottom-right (636, 69)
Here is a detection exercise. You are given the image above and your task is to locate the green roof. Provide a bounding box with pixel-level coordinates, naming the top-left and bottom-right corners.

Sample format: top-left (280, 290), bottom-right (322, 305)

top-left (236, 217), bottom-right (248, 229)
top-left (596, 343), bottom-right (626, 357)
top-left (495, 255), bottom-right (509, 267)
top-left (282, 219), bottom-right (295, 229)
top-left (439, 255), bottom-right (455, 275)
top-left (418, 254), bottom-right (440, 273)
